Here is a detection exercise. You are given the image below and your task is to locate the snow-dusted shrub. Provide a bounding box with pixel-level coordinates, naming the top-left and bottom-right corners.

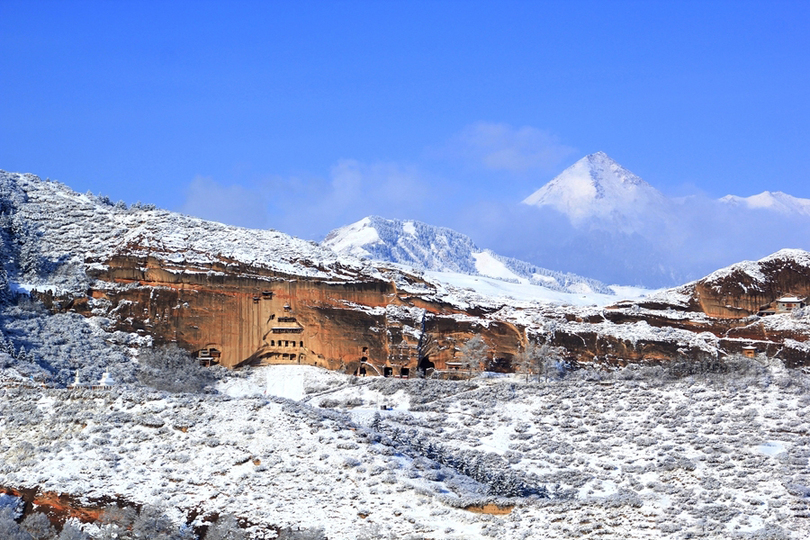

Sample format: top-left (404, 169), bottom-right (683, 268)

top-left (381, 473), bottom-right (397, 484)
top-left (19, 513), bottom-right (54, 540)
top-left (342, 457), bottom-right (361, 468)
top-left (98, 504), bottom-right (195, 540)
top-left (137, 344), bottom-right (218, 393)
top-left (275, 526), bottom-right (326, 540)
top-left (423, 469), bottom-right (446, 482)
top-left (205, 514), bottom-right (246, 540)
top-left (343, 396), bottom-right (363, 408)
top-left (56, 524), bottom-right (91, 540)
top-left (318, 398), bottom-right (339, 408)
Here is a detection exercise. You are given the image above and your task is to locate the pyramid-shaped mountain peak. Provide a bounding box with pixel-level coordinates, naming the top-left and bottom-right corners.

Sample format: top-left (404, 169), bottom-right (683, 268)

top-left (522, 152), bottom-right (664, 226)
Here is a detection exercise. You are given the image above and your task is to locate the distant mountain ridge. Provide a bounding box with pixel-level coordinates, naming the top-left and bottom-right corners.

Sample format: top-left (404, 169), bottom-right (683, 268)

top-left (512, 151), bottom-right (810, 287)
top-left (719, 191), bottom-right (810, 216)
top-left (523, 151), bottom-right (810, 224)
top-left (323, 216), bottom-right (615, 295)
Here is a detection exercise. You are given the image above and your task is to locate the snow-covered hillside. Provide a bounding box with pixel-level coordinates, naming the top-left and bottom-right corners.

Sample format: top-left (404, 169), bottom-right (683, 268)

top-left (2, 170), bottom-right (644, 310)
top-left (2, 365), bottom-right (809, 539)
top-left (323, 216), bottom-right (620, 297)
top-left (1, 167), bottom-right (810, 539)
top-left (324, 216), bottom-right (480, 274)
top-left (0, 170), bottom-right (376, 292)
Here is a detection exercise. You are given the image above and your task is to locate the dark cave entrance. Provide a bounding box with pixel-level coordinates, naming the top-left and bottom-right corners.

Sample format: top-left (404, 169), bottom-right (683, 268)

top-left (417, 355), bottom-right (435, 376)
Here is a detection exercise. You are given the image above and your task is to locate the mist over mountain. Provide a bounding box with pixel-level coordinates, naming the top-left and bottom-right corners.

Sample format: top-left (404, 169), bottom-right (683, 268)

top-left (451, 152), bottom-right (810, 288)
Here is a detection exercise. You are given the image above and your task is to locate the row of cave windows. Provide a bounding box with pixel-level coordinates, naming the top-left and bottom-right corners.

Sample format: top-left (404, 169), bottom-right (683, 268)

top-left (356, 366), bottom-right (410, 378)
top-left (271, 352), bottom-right (304, 361)
top-left (270, 340), bottom-right (304, 348)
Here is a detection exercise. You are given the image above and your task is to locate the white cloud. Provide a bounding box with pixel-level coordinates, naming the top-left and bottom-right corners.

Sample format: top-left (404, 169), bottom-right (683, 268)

top-left (179, 160), bottom-right (444, 240)
top-left (180, 176), bottom-right (270, 229)
top-left (443, 122), bottom-right (576, 173)
top-left (272, 159), bottom-right (442, 239)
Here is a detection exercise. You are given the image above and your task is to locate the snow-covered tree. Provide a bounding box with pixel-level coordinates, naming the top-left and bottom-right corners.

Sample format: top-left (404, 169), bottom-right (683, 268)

top-left (459, 335), bottom-right (489, 377)
top-left (537, 343), bottom-right (566, 382)
top-left (57, 524), bottom-right (90, 540)
top-left (20, 512), bottom-right (54, 540)
top-left (0, 507), bottom-right (32, 540)
top-left (514, 341), bottom-right (541, 382)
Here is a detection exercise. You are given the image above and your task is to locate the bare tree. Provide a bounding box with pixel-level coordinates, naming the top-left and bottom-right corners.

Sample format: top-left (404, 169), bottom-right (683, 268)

top-left (459, 335), bottom-right (489, 378)
top-left (514, 341), bottom-right (541, 382)
top-left (536, 343), bottom-right (565, 382)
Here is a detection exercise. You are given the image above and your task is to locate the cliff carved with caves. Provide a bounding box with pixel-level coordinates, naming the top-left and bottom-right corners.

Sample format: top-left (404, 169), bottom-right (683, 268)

top-left (73, 254), bottom-right (524, 373)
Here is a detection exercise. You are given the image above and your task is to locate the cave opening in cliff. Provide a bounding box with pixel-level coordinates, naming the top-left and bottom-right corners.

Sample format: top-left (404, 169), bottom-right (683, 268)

top-left (197, 347), bottom-right (222, 367)
top-left (383, 366), bottom-right (393, 377)
top-left (400, 367), bottom-right (410, 378)
top-left (417, 355), bottom-right (435, 375)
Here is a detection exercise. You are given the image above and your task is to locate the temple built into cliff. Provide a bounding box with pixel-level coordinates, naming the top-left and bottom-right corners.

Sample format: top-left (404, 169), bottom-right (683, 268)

top-left (759, 295), bottom-right (806, 316)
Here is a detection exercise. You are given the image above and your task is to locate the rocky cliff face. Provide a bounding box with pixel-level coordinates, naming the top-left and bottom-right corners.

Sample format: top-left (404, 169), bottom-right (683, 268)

top-left (689, 249), bottom-right (810, 318)
top-left (66, 253), bottom-right (524, 374)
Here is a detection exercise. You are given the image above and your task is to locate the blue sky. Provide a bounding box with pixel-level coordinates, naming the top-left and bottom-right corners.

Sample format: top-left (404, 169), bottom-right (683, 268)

top-left (1, 0), bottom-right (809, 241)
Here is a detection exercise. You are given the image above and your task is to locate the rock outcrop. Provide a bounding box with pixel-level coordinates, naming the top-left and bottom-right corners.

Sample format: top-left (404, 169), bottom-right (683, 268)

top-left (689, 249), bottom-right (810, 318)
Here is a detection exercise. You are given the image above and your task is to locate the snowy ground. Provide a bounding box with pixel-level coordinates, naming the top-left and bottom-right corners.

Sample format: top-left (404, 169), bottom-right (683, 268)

top-left (2, 365), bottom-right (809, 539)
top-left (424, 270), bottom-right (653, 307)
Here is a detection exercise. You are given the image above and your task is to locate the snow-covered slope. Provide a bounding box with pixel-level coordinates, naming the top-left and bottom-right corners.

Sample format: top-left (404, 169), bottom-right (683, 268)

top-left (3, 365), bottom-right (809, 539)
top-left (719, 191), bottom-right (810, 216)
top-left (522, 151), bottom-right (668, 229)
top-left (0, 170), bottom-right (379, 291)
top-left (324, 216), bottom-right (480, 274)
top-left (323, 216), bottom-right (618, 295)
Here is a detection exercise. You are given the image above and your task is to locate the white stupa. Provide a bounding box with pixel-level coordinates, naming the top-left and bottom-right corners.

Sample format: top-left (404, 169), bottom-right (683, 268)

top-left (69, 370), bottom-right (88, 389)
top-left (97, 372), bottom-right (115, 386)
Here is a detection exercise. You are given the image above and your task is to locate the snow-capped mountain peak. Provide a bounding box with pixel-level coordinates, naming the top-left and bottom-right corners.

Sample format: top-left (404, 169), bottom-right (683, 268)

top-left (323, 216), bottom-right (618, 296)
top-left (719, 191), bottom-right (810, 216)
top-left (323, 216), bottom-right (481, 274)
top-left (522, 152), bottom-right (666, 226)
